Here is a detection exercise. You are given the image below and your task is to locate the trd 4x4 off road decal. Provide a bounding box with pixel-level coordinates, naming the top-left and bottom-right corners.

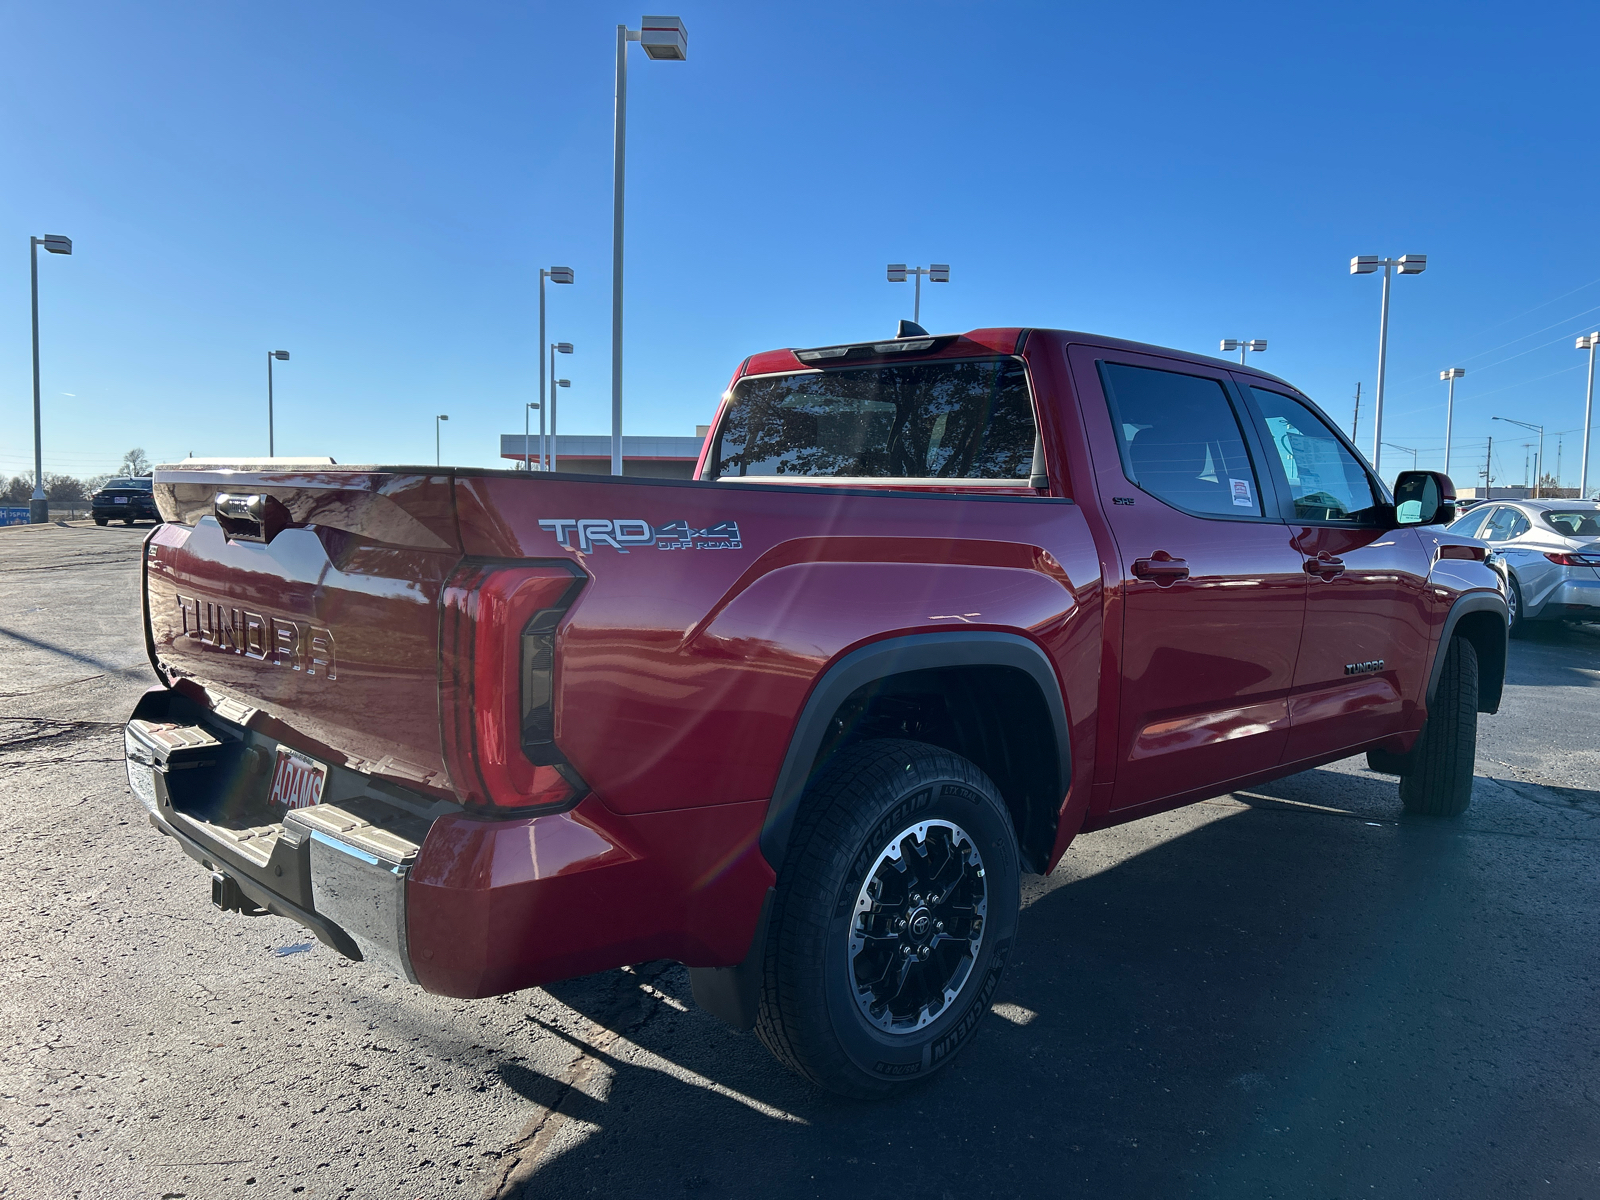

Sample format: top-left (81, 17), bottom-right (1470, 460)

top-left (538, 518), bottom-right (743, 553)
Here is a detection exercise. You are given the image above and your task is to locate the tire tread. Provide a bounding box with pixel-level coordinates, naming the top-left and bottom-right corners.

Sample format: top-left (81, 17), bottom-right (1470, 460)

top-left (754, 738), bottom-right (1014, 1097)
top-left (1399, 636), bottom-right (1478, 817)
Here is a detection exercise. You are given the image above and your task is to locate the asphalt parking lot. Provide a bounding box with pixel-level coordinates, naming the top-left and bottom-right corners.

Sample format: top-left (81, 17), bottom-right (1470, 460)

top-left (2, 522), bottom-right (1597, 1200)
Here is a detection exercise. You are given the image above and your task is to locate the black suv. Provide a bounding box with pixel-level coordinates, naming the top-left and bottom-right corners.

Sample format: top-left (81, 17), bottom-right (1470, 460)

top-left (92, 477), bottom-right (160, 525)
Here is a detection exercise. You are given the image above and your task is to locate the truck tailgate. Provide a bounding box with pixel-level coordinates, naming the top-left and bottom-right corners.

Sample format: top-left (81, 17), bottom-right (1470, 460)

top-left (146, 471), bottom-right (461, 793)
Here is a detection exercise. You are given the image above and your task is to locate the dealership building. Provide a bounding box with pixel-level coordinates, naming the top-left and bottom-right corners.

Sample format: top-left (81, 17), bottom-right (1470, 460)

top-left (498, 430), bottom-right (708, 479)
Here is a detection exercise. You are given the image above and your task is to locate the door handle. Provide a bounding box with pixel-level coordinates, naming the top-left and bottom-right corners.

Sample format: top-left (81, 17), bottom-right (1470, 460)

top-left (1303, 554), bottom-right (1345, 579)
top-left (1132, 551), bottom-right (1189, 586)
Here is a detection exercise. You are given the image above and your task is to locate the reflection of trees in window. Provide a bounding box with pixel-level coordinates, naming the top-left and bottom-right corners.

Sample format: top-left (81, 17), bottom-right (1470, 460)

top-left (716, 360), bottom-right (1034, 479)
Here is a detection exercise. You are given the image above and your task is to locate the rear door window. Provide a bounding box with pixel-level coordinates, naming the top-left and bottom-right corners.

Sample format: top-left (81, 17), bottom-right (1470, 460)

top-left (1481, 507), bottom-right (1521, 541)
top-left (1250, 388), bottom-right (1381, 523)
top-left (1097, 362), bottom-right (1262, 517)
top-left (714, 358), bottom-right (1035, 479)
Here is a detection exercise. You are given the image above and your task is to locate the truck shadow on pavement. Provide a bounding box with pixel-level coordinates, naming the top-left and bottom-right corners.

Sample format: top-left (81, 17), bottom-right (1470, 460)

top-left (485, 765), bottom-right (1600, 1200)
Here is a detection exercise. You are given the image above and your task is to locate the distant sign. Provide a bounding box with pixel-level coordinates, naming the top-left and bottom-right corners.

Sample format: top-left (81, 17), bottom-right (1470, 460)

top-left (0, 507), bottom-right (31, 526)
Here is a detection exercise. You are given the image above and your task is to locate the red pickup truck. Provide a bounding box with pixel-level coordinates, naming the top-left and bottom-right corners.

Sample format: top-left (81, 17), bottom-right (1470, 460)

top-left (124, 324), bottom-right (1507, 1097)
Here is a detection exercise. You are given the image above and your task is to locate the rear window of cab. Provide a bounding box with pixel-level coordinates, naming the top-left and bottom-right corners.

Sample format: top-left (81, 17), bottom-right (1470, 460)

top-left (712, 358), bottom-right (1036, 481)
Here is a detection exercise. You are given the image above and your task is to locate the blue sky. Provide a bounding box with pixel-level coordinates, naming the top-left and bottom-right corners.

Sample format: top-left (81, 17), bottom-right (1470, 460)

top-left (3, 0), bottom-right (1598, 489)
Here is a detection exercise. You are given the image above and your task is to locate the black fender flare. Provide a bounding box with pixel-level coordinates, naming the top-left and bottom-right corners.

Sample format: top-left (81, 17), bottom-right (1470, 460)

top-left (758, 630), bottom-right (1071, 873)
top-left (691, 631), bottom-right (1070, 1030)
top-left (1426, 590), bottom-right (1508, 715)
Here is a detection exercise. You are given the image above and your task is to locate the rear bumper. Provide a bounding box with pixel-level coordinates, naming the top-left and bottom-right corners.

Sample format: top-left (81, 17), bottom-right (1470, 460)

top-left (1529, 577), bottom-right (1600, 619)
top-left (123, 686), bottom-right (775, 999)
top-left (125, 713), bottom-right (416, 976)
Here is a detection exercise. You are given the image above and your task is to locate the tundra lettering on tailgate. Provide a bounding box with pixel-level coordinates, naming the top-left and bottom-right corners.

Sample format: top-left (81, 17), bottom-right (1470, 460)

top-left (172, 593), bottom-right (337, 678)
top-left (538, 518), bottom-right (743, 553)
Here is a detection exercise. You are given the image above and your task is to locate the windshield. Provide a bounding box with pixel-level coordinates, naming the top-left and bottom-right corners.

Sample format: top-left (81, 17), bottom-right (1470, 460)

top-left (714, 358), bottom-right (1036, 480)
top-left (102, 478), bottom-right (152, 490)
top-left (1541, 509), bottom-right (1600, 537)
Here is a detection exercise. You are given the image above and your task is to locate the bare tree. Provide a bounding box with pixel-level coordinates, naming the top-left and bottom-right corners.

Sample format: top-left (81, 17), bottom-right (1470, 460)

top-left (120, 448), bottom-right (151, 476)
top-left (44, 474), bottom-right (86, 502)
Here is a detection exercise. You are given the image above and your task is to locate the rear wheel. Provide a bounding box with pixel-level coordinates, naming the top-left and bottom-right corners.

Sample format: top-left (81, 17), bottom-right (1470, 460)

top-left (755, 739), bottom-right (1020, 1098)
top-left (1399, 636), bottom-right (1479, 817)
top-left (93, 517), bottom-right (107, 526)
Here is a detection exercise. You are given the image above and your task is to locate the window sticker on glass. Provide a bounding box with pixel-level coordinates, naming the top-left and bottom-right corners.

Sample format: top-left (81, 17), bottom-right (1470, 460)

top-left (1229, 478), bottom-right (1253, 507)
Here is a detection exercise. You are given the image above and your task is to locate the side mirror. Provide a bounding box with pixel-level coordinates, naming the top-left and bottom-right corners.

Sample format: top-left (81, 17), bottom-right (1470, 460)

top-left (1393, 470), bottom-right (1457, 527)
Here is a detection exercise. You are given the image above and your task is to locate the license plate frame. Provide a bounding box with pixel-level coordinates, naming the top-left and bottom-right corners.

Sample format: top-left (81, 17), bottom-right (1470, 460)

top-left (268, 746), bottom-right (327, 812)
top-left (114, 496), bottom-right (128, 504)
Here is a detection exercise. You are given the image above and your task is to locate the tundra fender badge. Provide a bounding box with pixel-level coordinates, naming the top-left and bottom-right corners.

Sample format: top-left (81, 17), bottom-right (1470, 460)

top-left (1345, 659), bottom-right (1384, 676)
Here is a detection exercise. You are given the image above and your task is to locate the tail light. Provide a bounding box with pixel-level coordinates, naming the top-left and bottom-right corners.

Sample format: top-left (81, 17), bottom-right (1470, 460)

top-left (1544, 552), bottom-right (1600, 566)
top-left (440, 562), bottom-right (586, 813)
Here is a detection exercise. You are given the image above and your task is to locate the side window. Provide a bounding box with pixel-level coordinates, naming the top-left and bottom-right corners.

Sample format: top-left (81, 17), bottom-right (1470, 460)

top-left (1482, 508), bottom-right (1518, 542)
top-left (1099, 363), bottom-right (1262, 517)
top-left (1250, 388), bottom-right (1381, 523)
top-left (1507, 510), bottom-right (1531, 538)
top-left (1447, 507), bottom-right (1493, 538)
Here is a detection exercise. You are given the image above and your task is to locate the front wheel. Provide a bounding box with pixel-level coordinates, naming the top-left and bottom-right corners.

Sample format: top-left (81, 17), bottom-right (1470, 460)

top-left (755, 739), bottom-right (1020, 1098)
top-left (1399, 636), bottom-right (1479, 817)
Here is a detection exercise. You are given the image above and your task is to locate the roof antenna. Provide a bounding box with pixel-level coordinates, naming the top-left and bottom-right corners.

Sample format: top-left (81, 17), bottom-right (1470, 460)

top-left (896, 319), bottom-right (928, 338)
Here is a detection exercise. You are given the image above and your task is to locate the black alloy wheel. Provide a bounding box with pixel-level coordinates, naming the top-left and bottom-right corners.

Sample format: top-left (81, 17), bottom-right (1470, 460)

top-left (848, 819), bottom-right (988, 1033)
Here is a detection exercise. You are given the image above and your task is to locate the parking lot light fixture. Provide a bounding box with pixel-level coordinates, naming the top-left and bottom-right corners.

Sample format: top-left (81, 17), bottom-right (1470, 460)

top-left (1492, 415), bottom-right (1544, 497)
top-left (613, 17), bottom-right (688, 476)
top-left (887, 264), bottom-right (949, 326)
top-left (436, 414), bottom-right (449, 467)
top-left (1220, 338), bottom-right (1267, 366)
top-left (28, 234), bottom-right (73, 524)
top-left (1440, 368), bottom-right (1465, 478)
top-left (1351, 253), bottom-right (1427, 475)
top-left (548, 343), bottom-right (573, 470)
top-left (536, 267), bottom-right (574, 470)
top-left (267, 350), bottom-right (290, 456)
top-left (1578, 333), bottom-right (1599, 498)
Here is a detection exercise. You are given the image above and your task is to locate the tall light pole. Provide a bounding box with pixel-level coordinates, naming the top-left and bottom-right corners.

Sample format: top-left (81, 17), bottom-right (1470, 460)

top-left (435, 414), bottom-right (449, 467)
top-left (1351, 254), bottom-right (1427, 476)
top-left (549, 342), bottom-right (573, 469)
top-left (550, 377), bottom-right (570, 471)
top-left (886, 264), bottom-right (949, 326)
top-left (1440, 367), bottom-right (1465, 478)
top-left (1578, 332), bottom-right (1599, 499)
top-left (28, 234), bottom-right (72, 524)
top-left (267, 350), bottom-right (290, 456)
top-left (535, 267), bottom-right (574, 469)
top-left (524, 402), bottom-right (541, 470)
top-left (613, 15), bottom-right (688, 476)
top-left (1493, 416), bottom-right (1544, 497)
top-left (1383, 441), bottom-right (1420, 472)
top-left (1220, 338), bottom-right (1267, 365)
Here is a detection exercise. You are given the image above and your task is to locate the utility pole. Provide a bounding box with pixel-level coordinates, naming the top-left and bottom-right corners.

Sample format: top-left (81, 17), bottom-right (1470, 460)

top-left (1483, 437), bottom-right (1493, 501)
top-left (1352, 382), bottom-right (1362, 442)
